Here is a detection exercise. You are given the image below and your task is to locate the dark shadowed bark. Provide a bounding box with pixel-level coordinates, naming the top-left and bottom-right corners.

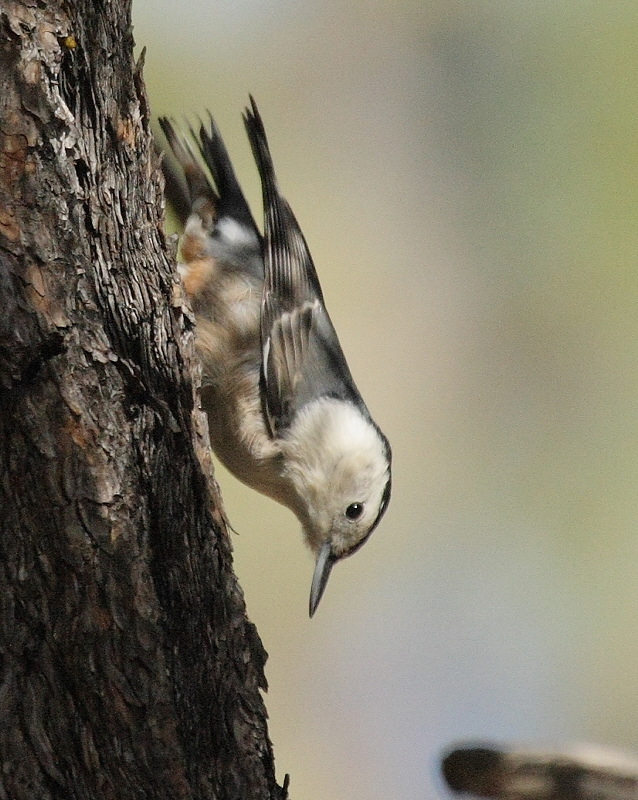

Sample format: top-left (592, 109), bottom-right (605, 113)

top-left (0, 1), bottom-right (284, 798)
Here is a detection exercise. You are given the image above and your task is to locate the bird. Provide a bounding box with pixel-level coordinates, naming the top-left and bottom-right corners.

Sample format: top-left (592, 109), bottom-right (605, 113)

top-left (159, 97), bottom-right (391, 616)
top-left (441, 741), bottom-right (638, 800)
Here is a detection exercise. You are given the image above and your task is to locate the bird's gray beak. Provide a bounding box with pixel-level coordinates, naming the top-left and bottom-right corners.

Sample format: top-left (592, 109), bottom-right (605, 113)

top-left (309, 541), bottom-right (335, 618)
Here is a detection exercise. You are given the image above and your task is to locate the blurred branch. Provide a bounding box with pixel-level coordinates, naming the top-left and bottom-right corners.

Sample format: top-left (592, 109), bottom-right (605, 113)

top-left (441, 741), bottom-right (638, 800)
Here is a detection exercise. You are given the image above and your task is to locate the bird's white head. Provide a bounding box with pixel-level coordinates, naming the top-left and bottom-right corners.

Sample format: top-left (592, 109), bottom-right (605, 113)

top-left (280, 397), bottom-right (392, 616)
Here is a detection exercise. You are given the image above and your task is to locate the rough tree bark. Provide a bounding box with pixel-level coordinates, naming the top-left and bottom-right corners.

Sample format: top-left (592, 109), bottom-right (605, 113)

top-left (0, 1), bottom-right (284, 798)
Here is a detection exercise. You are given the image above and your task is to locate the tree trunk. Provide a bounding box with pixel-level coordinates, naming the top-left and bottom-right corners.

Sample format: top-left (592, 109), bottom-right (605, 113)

top-left (0, 2), bottom-right (283, 798)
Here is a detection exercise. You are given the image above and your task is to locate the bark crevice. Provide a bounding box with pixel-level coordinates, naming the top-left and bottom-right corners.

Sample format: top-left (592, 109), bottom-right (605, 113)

top-left (0, 2), bottom-right (282, 798)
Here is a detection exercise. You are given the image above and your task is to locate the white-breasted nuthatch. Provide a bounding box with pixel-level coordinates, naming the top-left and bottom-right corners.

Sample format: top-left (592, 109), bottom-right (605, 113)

top-left (159, 97), bottom-right (391, 616)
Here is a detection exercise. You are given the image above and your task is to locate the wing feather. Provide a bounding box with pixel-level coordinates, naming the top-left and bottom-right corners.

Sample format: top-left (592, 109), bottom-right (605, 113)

top-left (243, 97), bottom-right (363, 435)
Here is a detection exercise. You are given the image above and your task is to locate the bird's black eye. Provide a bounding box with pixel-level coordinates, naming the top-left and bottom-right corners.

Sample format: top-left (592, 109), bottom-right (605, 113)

top-left (345, 502), bottom-right (364, 520)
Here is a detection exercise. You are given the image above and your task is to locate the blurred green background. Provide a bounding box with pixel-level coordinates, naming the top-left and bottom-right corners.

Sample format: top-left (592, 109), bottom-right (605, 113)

top-left (133, 1), bottom-right (638, 798)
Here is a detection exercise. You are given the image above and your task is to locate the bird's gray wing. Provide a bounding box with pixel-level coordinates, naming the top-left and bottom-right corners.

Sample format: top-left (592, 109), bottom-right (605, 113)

top-left (243, 97), bottom-right (361, 436)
